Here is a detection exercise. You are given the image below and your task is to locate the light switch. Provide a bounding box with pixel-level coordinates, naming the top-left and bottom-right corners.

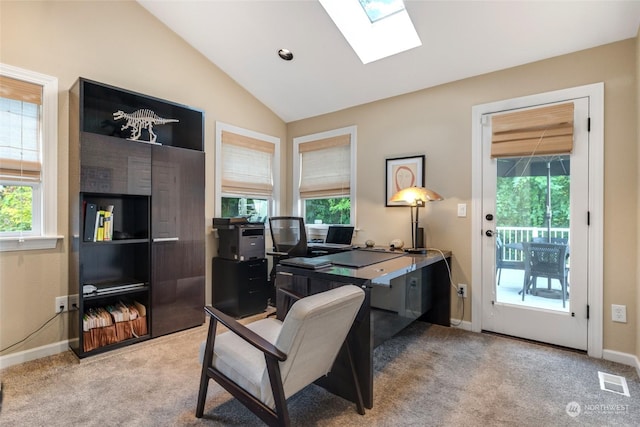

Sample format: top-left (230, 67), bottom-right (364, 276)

top-left (457, 203), bottom-right (467, 217)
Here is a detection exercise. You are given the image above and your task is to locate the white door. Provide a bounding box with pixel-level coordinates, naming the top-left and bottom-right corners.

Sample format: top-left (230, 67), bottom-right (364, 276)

top-left (480, 97), bottom-right (589, 350)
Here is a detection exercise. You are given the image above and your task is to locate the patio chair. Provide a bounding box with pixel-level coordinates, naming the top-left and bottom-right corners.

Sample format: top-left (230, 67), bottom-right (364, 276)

top-left (521, 242), bottom-right (569, 308)
top-left (196, 285), bottom-right (366, 426)
top-left (496, 236), bottom-right (524, 286)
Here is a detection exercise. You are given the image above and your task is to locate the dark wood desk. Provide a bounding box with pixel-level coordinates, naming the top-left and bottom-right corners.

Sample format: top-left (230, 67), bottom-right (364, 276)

top-left (274, 249), bottom-right (452, 409)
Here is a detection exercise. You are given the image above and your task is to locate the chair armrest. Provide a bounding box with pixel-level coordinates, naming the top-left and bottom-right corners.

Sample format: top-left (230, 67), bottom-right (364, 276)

top-left (204, 306), bottom-right (287, 362)
top-left (277, 287), bottom-right (304, 302)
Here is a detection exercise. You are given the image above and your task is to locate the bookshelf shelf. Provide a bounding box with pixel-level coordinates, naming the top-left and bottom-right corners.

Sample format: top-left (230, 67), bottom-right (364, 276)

top-left (83, 284), bottom-right (150, 301)
top-left (69, 78), bottom-right (205, 357)
top-left (82, 238), bottom-right (149, 246)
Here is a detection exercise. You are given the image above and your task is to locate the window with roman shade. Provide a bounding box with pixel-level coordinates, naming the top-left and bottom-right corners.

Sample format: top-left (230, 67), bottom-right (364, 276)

top-left (215, 123), bottom-right (279, 223)
top-left (221, 130), bottom-right (274, 196)
top-left (0, 64), bottom-right (59, 251)
top-left (491, 102), bottom-right (574, 158)
top-left (0, 75), bottom-right (42, 183)
top-left (299, 134), bottom-right (351, 199)
top-left (293, 126), bottom-right (356, 226)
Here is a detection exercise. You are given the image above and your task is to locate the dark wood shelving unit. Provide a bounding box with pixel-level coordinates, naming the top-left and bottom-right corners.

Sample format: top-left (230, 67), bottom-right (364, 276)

top-left (69, 78), bottom-right (205, 358)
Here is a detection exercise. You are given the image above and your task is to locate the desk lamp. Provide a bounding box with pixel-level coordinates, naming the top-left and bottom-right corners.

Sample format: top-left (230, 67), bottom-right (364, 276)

top-left (390, 186), bottom-right (443, 254)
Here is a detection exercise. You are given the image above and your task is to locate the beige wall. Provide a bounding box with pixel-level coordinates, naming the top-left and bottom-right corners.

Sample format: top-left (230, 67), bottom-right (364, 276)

top-left (288, 39), bottom-right (638, 355)
top-left (0, 1), bottom-right (637, 361)
top-left (0, 1), bottom-right (286, 356)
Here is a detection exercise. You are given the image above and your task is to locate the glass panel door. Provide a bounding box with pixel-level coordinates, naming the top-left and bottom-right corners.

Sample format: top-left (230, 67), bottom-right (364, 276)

top-left (495, 155), bottom-right (570, 312)
top-left (481, 96), bottom-right (589, 351)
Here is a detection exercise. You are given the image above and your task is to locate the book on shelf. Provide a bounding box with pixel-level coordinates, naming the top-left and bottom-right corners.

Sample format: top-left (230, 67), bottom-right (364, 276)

top-left (87, 204), bottom-right (114, 242)
top-left (83, 203), bottom-right (98, 242)
top-left (93, 208), bottom-right (101, 242)
top-left (102, 205), bottom-right (114, 241)
top-left (96, 210), bottom-right (105, 241)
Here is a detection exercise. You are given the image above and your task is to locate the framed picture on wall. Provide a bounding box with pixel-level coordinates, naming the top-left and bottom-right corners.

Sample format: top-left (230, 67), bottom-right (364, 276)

top-left (385, 155), bottom-right (425, 206)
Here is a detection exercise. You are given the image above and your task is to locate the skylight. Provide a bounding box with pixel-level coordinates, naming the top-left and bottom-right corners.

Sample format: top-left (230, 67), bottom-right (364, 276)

top-left (358, 0), bottom-right (405, 23)
top-left (319, 0), bottom-right (422, 64)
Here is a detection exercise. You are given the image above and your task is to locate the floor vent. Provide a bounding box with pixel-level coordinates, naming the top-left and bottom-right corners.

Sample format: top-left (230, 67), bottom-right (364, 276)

top-left (598, 371), bottom-right (630, 397)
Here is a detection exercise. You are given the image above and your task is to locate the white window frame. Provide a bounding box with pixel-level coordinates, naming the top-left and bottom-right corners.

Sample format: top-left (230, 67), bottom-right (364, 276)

top-left (214, 122), bottom-right (280, 219)
top-left (0, 64), bottom-right (60, 252)
top-left (293, 125), bottom-right (357, 228)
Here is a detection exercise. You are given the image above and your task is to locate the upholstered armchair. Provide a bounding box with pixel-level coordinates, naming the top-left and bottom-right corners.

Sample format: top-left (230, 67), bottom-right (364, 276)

top-left (196, 285), bottom-right (366, 426)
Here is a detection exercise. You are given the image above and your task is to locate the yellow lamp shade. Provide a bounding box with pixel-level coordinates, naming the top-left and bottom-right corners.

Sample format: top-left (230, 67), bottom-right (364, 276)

top-left (390, 186), bottom-right (443, 204)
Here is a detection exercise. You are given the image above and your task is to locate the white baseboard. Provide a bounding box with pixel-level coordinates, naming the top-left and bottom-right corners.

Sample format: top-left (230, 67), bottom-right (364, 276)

top-left (0, 340), bottom-right (69, 370)
top-left (450, 319), bottom-right (473, 331)
top-left (602, 349), bottom-right (640, 377)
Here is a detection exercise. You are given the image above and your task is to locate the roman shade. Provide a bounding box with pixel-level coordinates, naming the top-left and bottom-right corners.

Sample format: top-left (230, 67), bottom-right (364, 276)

top-left (299, 134), bottom-right (350, 199)
top-left (491, 102), bottom-right (574, 158)
top-left (0, 75), bottom-right (42, 182)
top-left (221, 130), bottom-right (274, 196)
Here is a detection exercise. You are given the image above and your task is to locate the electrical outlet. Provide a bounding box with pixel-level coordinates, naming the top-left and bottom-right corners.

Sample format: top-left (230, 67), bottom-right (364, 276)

top-left (55, 296), bottom-right (68, 313)
top-left (612, 304), bottom-right (627, 323)
top-left (458, 284), bottom-right (467, 298)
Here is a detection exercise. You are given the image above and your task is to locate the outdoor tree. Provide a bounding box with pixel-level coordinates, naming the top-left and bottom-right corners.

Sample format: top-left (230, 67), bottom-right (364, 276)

top-left (0, 185), bottom-right (32, 232)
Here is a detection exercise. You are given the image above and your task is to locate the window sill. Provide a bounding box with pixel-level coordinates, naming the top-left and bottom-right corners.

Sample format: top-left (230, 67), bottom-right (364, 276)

top-left (0, 236), bottom-right (63, 252)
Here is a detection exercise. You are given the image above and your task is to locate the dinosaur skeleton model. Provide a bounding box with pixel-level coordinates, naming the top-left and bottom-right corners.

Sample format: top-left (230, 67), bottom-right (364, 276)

top-left (113, 109), bottom-right (179, 143)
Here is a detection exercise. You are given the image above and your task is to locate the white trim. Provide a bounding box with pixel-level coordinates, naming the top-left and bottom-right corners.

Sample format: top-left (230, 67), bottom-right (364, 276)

top-left (451, 319), bottom-right (473, 331)
top-left (214, 122), bottom-right (281, 217)
top-left (0, 339), bottom-right (71, 370)
top-left (292, 125), bottom-right (357, 224)
top-left (0, 63), bottom-right (60, 252)
top-left (602, 349), bottom-right (640, 378)
top-left (0, 235), bottom-right (61, 251)
top-left (471, 83), bottom-right (604, 358)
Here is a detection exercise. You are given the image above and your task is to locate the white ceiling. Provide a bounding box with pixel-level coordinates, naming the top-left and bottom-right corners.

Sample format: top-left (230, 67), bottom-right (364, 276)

top-left (138, 1), bottom-right (640, 123)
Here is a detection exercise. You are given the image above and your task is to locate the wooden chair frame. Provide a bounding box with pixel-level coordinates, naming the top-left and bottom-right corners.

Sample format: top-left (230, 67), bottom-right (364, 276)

top-left (196, 289), bottom-right (364, 426)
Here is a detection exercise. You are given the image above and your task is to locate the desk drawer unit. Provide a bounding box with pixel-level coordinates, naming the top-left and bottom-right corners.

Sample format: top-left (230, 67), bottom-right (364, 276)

top-left (212, 257), bottom-right (268, 318)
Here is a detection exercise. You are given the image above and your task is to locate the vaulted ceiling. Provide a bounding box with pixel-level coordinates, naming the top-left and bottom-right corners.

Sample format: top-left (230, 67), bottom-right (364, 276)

top-left (139, 1), bottom-right (640, 123)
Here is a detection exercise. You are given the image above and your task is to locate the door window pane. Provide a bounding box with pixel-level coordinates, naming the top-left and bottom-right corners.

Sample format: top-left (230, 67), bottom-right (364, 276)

top-left (495, 155), bottom-right (570, 312)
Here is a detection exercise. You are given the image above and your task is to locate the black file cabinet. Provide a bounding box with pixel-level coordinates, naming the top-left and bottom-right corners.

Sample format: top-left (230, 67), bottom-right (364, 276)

top-left (212, 257), bottom-right (268, 318)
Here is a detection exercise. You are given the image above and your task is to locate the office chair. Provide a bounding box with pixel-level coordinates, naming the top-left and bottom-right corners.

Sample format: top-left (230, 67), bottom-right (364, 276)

top-left (266, 217), bottom-right (327, 295)
top-left (267, 217), bottom-right (308, 292)
top-left (196, 285), bottom-right (366, 426)
top-left (269, 217), bottom-right (308, 258)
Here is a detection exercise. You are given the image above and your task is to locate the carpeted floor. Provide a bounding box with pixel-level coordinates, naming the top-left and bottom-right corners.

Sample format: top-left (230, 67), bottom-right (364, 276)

top-left (1, 320), bottom-right (638, 426)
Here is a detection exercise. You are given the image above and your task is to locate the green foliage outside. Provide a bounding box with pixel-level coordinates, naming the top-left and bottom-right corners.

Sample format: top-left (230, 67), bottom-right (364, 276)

top-left (0, 185), bottom-right (33, 232)
top-left (3, 176), bottom-right (563, 233)
top-left (496, 176), bottom-right (570, 228)
top-left (305, 198), bottom-right (350, 225)
top-left (221, 197), bottom-right (268, 223)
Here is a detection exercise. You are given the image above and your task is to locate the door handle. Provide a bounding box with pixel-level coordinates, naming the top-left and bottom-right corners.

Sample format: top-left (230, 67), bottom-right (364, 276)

top-left (485, 230), bottom-right (494, 237)
top-left (152, 237), bottom-right (179, 243)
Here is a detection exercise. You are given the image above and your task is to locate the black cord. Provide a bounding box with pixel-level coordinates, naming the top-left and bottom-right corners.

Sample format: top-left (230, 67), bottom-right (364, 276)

top-left (0, 309), bottom-right (64, 354)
